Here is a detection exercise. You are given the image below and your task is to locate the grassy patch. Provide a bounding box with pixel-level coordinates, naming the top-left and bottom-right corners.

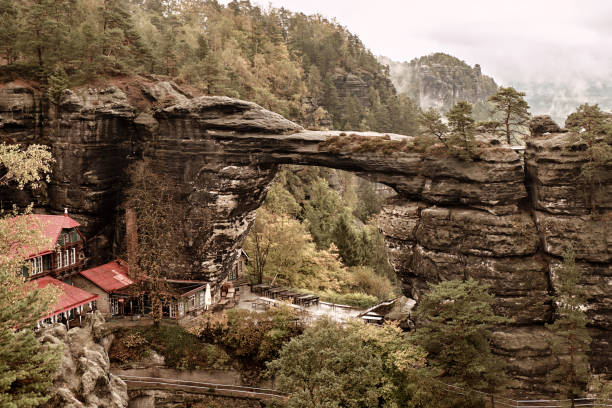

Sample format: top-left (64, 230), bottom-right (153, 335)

top-left (318, 133), bottom-right (437, 155)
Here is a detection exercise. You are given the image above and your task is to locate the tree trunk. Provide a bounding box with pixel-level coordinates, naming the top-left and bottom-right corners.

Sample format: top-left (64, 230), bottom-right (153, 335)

top-left (505, 111), bottom-right (511, 145)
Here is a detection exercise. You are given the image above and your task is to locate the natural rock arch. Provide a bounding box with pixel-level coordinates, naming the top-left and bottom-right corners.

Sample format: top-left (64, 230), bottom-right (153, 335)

top-left (1, 83), bottom-right (609, 394)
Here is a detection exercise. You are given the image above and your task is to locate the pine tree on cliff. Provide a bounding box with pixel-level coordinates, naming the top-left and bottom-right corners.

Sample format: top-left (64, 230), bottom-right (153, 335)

top-left (19, 0), bottom-right (71, 69)
top-left (565, 103), bottom-right (612, 209)
top-left (446, 101), bottom-right (476, 160)
top-left (546, 250), bottom-right (592, 406)
top-left (488, 86), bottom-right (530, 145)
top-left (0, 0), bottom-right (19, 65)
top-left (419, 107), bottom-right (450, 145)
top-left (412, 279), bottom-right (510, 408)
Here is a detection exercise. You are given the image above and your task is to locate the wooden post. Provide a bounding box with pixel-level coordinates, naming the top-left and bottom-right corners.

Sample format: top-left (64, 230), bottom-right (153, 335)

top-left (490, 395), bottom-right (494, 408)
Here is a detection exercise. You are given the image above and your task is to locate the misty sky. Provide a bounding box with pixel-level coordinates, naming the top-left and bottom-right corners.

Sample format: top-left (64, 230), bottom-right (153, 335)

top-left (236, 0), bottom-right (612, 87)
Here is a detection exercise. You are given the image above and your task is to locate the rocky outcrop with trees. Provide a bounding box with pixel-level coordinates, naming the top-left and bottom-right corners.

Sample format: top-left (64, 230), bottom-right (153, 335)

top-left (0, 80), bottom-right (609, 395)
top-left (379, 53), bottom-right (499, 116)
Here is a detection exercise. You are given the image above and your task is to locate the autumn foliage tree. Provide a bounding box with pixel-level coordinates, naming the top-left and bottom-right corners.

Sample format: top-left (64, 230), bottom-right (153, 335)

top-left (124, 162), bottom-right (185, 322)
top-left (0, 143), bottom-right (60, 407)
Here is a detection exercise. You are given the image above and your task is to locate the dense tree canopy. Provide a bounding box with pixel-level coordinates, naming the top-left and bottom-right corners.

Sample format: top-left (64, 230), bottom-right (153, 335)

top-left (412, 279), bottom-right (510, 407)
top-left (267, 319), bottom-right (428, 408)
top-left (0, 0), bottom-right (419, 134)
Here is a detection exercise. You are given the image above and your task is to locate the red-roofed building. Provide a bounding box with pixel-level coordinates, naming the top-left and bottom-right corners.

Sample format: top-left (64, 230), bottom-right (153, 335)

top-left (35, 276), bottom-right (99, 329)
top-left (20, 210), bottom-right (87, 280)
top-left (73, 260), bottom-right (134, 316)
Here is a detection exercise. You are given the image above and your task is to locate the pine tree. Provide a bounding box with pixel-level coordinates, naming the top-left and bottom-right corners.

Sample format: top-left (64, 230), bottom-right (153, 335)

top-left (488, 86), bottom-right (530, 145)
top-left (332, 212), bottom-right (364, 266)
top-left (19, 0), bottom-right (70, 70)
top-left (446, 101), bottom-right (476, 160)
top-left (0, 266), bottom-right (62, 408)
top-left (564, 103), bottom-right (612, 209)
top-left (0, 0), bottom-right (19, 65)
top-left (419, 107), bottom-right (449, 144)
top-left (546, 250), bottom-right (592, 405)
top-left (302, 177), bottom-right (345, 249)
top-left (413, 279), bottom-right (510, 407)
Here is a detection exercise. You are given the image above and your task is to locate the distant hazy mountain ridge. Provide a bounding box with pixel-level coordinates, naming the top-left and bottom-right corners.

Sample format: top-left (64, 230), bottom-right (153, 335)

top-left (378, 53), bottom-right (498, 116)
top-left (510, 80), bottom-right (612, 124)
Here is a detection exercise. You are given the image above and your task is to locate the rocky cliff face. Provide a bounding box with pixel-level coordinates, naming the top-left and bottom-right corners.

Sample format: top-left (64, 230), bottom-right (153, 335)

top-left (378, 130), bottom-right (611, 394)
top-left (37, 312), bottom-right (128, 408)
top-left (379, 53), bottom-right (498, 114)
top-left (0, 80), bottom-right (609, 395)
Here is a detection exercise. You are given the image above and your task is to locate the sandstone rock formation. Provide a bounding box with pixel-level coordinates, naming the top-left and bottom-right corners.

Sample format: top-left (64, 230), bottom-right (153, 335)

top-left (38, 312), bottom-right (128, 408)
top-left (0, 79), bottom-right (609, 396)
top-left (379, 53), bottom-right (498, 113)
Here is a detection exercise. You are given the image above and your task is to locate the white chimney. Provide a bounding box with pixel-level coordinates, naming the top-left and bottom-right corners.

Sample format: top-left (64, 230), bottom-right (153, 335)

top-left (64, 208), bottom-right (68, 216)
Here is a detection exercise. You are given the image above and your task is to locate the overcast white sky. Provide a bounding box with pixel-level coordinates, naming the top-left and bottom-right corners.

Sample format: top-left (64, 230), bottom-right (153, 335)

top-left (233, 0), bottom-right (612, 86)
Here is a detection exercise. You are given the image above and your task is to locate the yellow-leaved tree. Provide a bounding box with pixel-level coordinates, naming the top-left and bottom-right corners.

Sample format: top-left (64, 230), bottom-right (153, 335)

top-left (0, 143), bottom-right (62, 407)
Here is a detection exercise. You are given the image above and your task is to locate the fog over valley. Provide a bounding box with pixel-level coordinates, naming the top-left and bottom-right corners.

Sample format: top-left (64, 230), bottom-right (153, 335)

top-left (239, 0), bottom-right (612, 123)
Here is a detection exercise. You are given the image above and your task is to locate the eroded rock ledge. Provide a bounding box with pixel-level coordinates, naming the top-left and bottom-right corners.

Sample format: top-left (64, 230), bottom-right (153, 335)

top-left (0, 81), bottom-right (610, 395)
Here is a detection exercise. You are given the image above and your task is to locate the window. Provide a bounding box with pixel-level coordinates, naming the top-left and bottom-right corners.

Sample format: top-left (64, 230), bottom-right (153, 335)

top-left (56, 252), bottom-right (62, 269)
top-left (64, 250), bottom-right (69, 267)
top-left (110, 298), bottom-right (119, 315)
top-left (70, 230), bottom-right (79, 242)
top-left (30, 256), bottom-right (43, 275)
top-left (169, 304), bottom-right (176, 318)
top-left (178, 302), bottom-right (184, 317)
top-left (63, 233), bottom-right (70, 244)
top-left (200, 291), bottom-right (205, 306)
top-left (229, 265), bottom-right (237, 281)
top-left (70, 248), bottom-right (76, 265)
top-left (189, 295), bottom-right (196, 310)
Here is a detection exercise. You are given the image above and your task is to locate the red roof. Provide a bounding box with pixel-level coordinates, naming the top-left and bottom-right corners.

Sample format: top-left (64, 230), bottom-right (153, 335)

top-left (15, 214), bottom-right (81, 259)
top-left (80, 260), bottom-right (133, 293)
top-left (34, 276), bottom-right (98, 319)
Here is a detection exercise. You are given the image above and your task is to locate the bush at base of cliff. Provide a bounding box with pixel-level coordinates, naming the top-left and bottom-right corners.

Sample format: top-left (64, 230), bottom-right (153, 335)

top-left (109, 325), bottom-right (231, 371)
top-left (189, 306), bottom-right (304, 372)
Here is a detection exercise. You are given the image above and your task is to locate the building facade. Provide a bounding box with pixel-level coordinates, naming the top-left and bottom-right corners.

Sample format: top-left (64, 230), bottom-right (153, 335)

top-left (23, 211), bottom-right (86, 280)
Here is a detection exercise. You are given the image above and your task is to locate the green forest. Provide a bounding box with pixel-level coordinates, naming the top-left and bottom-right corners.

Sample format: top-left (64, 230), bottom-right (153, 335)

top-left (0, 0), bottom-right (419, 133)
top-left (244, 167), bottom-right (400, 308)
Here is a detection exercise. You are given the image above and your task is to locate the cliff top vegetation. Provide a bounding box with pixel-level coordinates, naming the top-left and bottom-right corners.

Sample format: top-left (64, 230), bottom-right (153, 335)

top-left (0, 0), bottom-right (418, 134)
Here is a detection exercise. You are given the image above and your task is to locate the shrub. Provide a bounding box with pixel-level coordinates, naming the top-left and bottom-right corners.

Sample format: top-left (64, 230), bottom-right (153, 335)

top-left (349, 266), bottom-right (396, 300)
top-left (109, 325), bottom-right (232, 370)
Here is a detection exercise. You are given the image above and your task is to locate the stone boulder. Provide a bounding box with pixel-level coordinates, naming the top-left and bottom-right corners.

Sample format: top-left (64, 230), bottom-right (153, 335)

top-left (529, 115), bottom-right (562, 136)
top-left (38, 312), bottom-right (128, 408)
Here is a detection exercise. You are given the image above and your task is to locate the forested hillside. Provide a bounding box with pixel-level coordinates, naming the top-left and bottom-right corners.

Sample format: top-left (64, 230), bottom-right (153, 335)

top-left (379, 53), bottom-right (498, 120)
top-left (0, 0), bottom-right (418, 133)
